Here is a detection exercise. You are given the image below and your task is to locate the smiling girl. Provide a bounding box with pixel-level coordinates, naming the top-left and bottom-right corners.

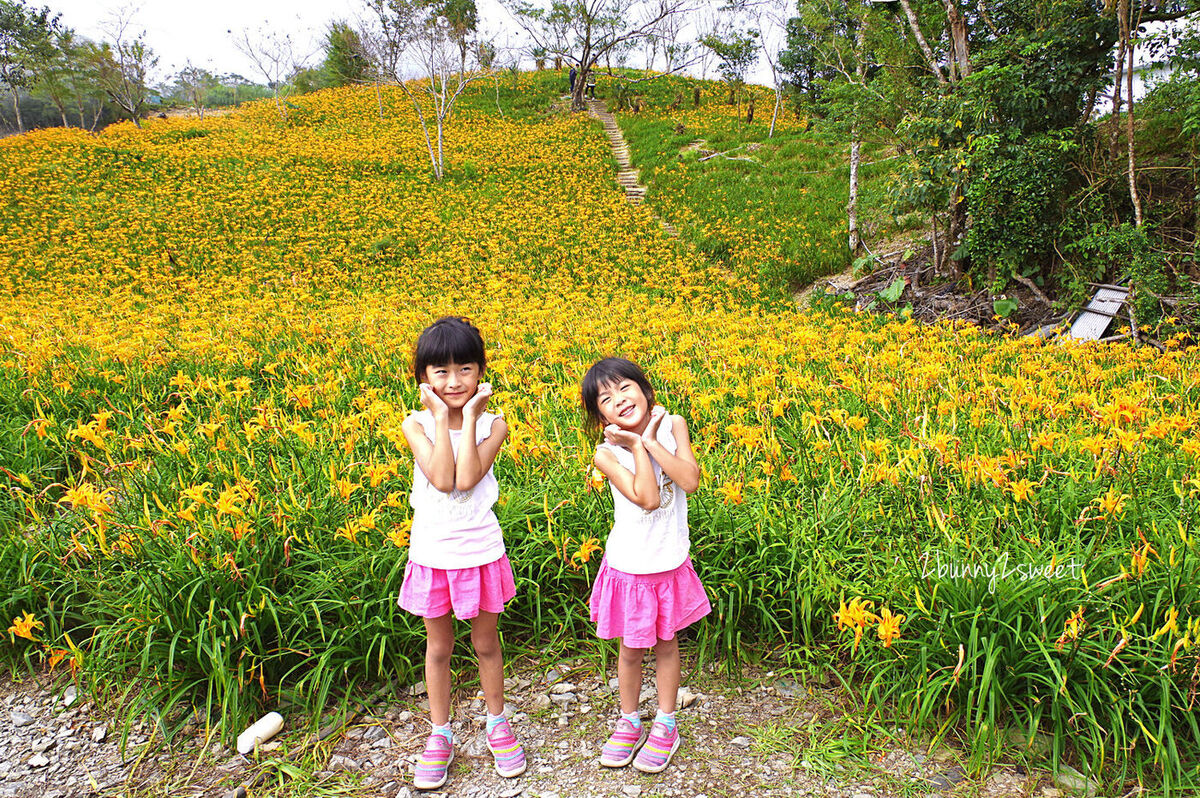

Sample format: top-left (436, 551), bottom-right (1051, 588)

top-left (399, 316), bottom-right (525, 790)
top-left (580, 357), bottom-right (712, 774)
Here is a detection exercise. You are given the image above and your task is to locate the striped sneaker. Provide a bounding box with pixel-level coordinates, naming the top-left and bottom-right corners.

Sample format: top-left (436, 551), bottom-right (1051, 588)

top-left (486, 717), bottom-right (527, 778)
top-left (632, 720), bottom-right (680, 773)
top-left (599, 718), bottom-right (646, 767)
top-left (413, 732), bottom-right (454, 790)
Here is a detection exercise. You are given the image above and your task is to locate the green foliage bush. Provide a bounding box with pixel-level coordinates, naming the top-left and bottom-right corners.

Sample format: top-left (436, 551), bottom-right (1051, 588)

top-left (965, 129), bottom-right (1076, 286)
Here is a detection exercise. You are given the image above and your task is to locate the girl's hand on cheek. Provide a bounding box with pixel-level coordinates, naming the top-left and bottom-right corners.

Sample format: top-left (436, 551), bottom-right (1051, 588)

top-left (420, 383), bottom-right (449, 417)
top-left (463, 382), bottom-right (492, 418)
top-left (641, 405), bottom-right (667, 444)
top-left (604, 424), bottom-right (641, 449)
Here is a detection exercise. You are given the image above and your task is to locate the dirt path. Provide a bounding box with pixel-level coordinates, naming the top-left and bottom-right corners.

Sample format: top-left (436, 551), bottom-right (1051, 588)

top-left (585, 99), bottom-right (679, 239)
top-left (1, 657), bottom-right (1060, 798)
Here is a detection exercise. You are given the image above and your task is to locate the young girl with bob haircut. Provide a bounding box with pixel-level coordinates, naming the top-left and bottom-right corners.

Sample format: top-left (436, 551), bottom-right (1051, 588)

top-left (399, 316), bottom-right (525, 790)
top-left (580, 357), bottom-right (711, 774)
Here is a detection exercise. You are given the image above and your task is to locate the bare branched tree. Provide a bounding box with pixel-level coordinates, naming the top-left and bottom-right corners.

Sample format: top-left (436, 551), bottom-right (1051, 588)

top-left (92, 9), bottom-right (157, 128)
top-left (232, 28), bottom-right (304, 119)
top-left (506, 0), bottom-right (694, 110)
top-left (366, 0), bottom-right (494, 180)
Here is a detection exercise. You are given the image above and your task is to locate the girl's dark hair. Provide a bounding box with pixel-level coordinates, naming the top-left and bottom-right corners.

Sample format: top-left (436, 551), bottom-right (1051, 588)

top-left (580, 357), bottom-right (655, 427)
top-left (413, 317), bottom-right (486, 382)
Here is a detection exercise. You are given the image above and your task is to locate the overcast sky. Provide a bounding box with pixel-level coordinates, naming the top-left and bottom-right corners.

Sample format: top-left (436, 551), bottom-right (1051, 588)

top-left (42, 0), bottom-right (522, 82)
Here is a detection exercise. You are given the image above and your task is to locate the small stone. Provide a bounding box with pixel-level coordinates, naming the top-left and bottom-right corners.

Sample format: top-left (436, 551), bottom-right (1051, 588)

top-left (31, 738), bottom-right (55, 754)
top-left (930, 746), bottom-right (955, 762)
top-left (548, 682), bottom-right (576, 695)
top-left (731, 736), bottom-right (752, 748)
top-left (607, 678), bottom-right (620, 691)
top-left (623, 787), bottom-right (643, 797)
top-left (497, 788), bottom-right (524, 798)
top-left (1041, 790), bottom-right (1063, 798)
top-left (556, 714), bottom-right (568, 727)
top-left (926, 765), bottom-right (966, 789)
top-left (638, 689), bottom-right (654, 704)
top-left (775, 680), bottom-right (800, 698)
top-left (409, 681), bottom-right (427, 697)
top-left (1054, 766), bottom-right (1098, 797)
top-left (28, 754), bottom-right (49, 768)
top-left (549, 693), bottom-right (576, 705)
top-left (329, 755), bottom-right (359, 772)
top-left (677, 690), bottom-right (698, 709)
top-left (259, 741), bottom-right (282, 752)
top-left (10, 711), bottom-right (34, 728)
top-left (363, 725), bottom-right (387, 742)
top-left (579, 704), bottom-right (592, 714)
top-left (533, 695), bottom-right (552, 710)
top-left (397, 711), bottom-right (412, 723)
top-left (62, 687), bottom-right (78, 708)
top-left (545, 669), bottom-right (562, 682)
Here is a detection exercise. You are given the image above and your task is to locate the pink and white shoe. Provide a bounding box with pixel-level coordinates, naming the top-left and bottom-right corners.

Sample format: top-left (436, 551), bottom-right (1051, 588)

top-left (413, 732), bottom-right (454, 790)
top-left (632, 720), bottom-right (680, 773)
top-left (486, 717), bottom-right (527, 777)
top-left (600, 717), bottom-right (647, 767)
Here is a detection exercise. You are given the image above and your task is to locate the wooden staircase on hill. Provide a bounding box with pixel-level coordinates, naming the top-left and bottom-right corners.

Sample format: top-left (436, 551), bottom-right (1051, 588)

top-left (585, 98), bottom-right (679, 239)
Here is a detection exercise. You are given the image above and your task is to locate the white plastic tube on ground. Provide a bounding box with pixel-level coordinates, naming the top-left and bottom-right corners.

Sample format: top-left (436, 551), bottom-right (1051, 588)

top-left (236, 712), bottom-right (284, 754)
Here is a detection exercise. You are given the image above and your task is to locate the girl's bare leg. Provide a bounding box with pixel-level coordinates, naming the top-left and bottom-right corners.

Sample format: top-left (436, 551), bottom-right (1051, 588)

top-left (470, 611), bottom-right (505, 716)
top-left (653, 637), bottom-right (680, 715)
top-left (424, 614), bottom-right (455, 725)
top-left (617, 642), bottom-right (645, 715)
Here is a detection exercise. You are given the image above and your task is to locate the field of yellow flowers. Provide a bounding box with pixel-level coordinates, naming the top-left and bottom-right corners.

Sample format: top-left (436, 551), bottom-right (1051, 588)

top-left (1, 71), bottom-right (1198, 788)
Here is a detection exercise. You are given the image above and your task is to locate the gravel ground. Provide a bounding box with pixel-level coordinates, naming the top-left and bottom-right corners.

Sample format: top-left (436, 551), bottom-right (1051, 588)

top-left (1, 658), bottom-right (1076, 798)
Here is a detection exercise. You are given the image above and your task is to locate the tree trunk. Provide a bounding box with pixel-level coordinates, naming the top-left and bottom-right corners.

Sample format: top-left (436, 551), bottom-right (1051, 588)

top-left (1110, 31), bottom-right (1126, 160)
top-left (10, 87), bottom-right (23, 134)
top-left (944, 186), bottom-right (965, 277)
top-left (768, 88), bottom-right (781, 138)
top-left (944, 0), bottom-right (971, 79)
top-left (847, 19), bottom-right (868, 256)
top-left (1080, 84), bottom-right (1097, 125)
top-left (848, 126), bottom-right (861, 256)
top-left (1122, 0), bottom-right (1143, 227)
top-left (897, 0), bottom-right (947, 85)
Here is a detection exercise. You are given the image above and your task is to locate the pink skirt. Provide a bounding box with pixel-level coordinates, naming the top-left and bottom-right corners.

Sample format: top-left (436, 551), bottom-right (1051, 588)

top-left (589, 556), bottom-right (711, 649)
top-left (399, 553), bottom-right (517, 620)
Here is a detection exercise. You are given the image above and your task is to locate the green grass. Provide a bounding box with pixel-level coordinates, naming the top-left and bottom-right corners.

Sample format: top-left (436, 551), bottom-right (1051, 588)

top-left (597, 72), bottom-right (901, 292)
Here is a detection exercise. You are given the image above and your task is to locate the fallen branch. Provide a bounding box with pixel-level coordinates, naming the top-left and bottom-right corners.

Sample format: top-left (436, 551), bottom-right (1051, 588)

top-left (699, 146), bottom-right (761, 165)
top-left (1012, 273), bottom-right (1053, 306)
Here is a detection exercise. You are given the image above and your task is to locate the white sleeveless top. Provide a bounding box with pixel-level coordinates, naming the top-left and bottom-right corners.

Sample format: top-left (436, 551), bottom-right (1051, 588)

top-left (407, 410), bottom-right (505, 569)
top-left (599, 417), bottom-right (690, 575)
